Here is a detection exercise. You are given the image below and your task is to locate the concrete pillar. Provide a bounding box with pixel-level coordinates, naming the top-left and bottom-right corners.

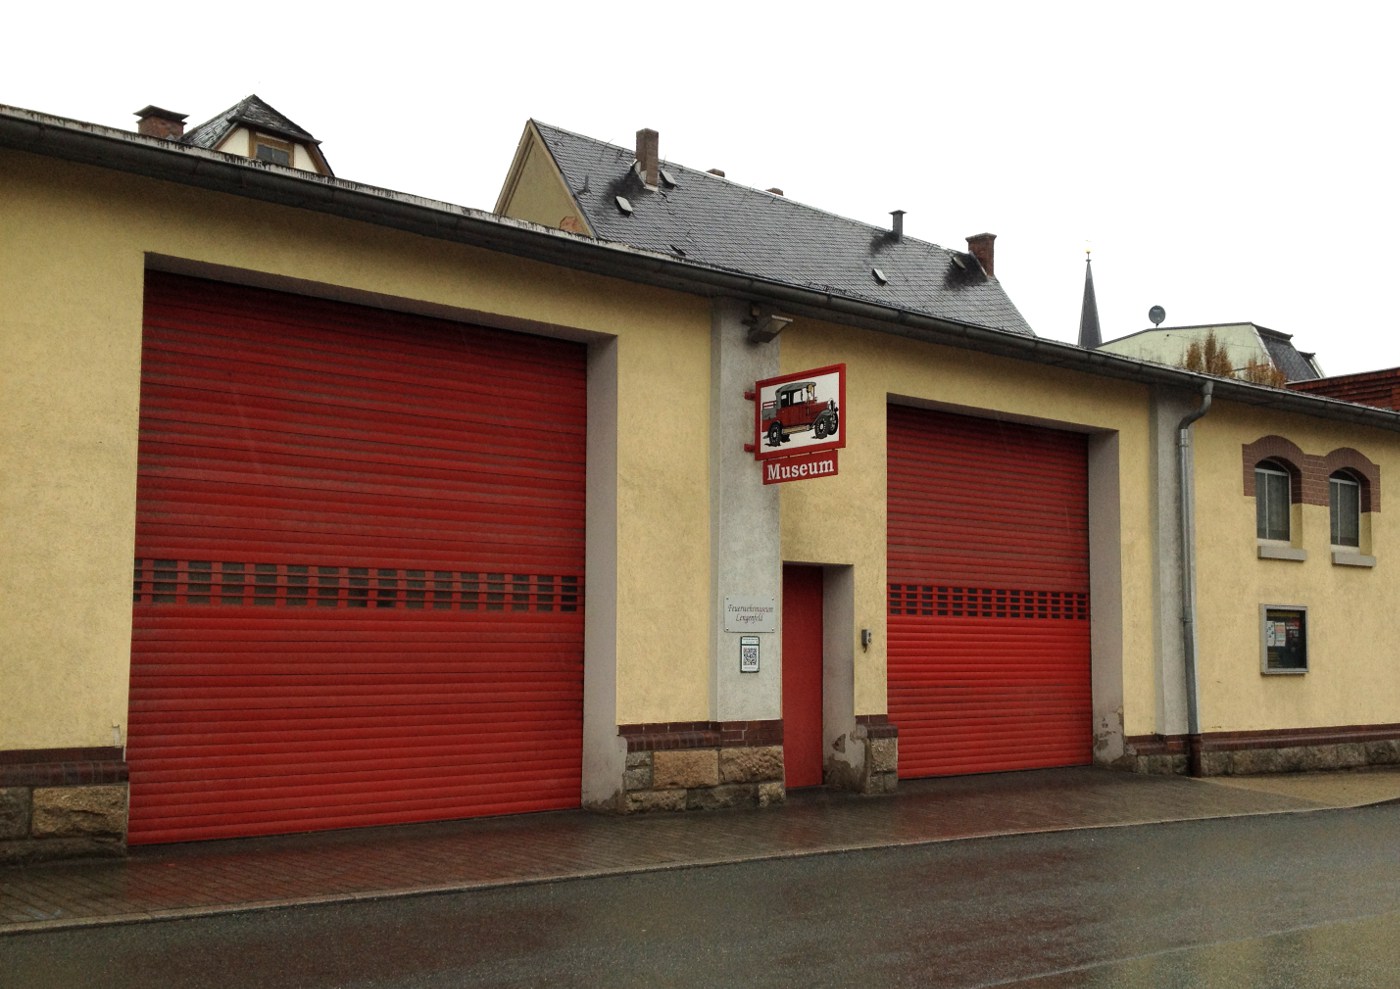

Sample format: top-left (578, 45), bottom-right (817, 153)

top-left (582, 339), bottom-right (623, 807)
top-left (709, 298), bottom-right (782, 721)
top-left (1087, 433), bottom-right (1125, 763)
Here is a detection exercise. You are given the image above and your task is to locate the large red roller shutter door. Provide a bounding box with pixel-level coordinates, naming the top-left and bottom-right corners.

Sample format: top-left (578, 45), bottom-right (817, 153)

top-left (887, 405), bottom-right (1092, 778)
top-left (128, 273), bottom-right (586, 843)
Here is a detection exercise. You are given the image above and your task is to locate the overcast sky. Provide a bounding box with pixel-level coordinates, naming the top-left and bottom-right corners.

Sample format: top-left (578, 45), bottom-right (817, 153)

top-left (9, 2), bottom-right (1397, 375)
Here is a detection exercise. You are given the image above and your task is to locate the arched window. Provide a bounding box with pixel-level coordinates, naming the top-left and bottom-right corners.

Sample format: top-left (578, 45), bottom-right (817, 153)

top-left (1255, 460), bottom-right (1293, 542)
top-left (1329, 470), bottom-right (1362, 548)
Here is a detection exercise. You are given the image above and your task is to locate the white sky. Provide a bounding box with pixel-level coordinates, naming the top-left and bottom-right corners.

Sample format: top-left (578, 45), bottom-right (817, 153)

top-left (8, 2), bottom-right (1398, 375)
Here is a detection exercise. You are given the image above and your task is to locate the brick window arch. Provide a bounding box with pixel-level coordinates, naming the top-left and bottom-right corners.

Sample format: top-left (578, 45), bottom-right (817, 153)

top-left (1242, 437), bottom-right (1381, 564)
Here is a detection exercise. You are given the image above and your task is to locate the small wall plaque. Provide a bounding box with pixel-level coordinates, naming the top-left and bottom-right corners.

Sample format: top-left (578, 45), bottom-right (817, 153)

top-left (724, 596), bottom-right (776, 633)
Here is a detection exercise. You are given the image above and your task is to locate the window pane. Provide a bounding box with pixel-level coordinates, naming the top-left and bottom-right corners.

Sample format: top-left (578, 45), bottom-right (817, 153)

top-left (256, 143), bottom-right (292, 166)
top-left (1331, 477), bottom-right (1360, 547)
top-left (1255, 469), bottom-right (1270, 539)
top-left (1257, 469), bottom-right (1290, 541)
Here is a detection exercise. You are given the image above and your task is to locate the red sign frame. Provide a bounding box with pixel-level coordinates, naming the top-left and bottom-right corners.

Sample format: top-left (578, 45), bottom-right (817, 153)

top-left (753, 363), bottom-right (846, 461)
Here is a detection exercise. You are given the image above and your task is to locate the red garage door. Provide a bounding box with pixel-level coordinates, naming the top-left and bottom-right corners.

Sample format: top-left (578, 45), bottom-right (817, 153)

top-left (128, 273), bottom-right (586, 844)
top-left (887, 405), bottom-right (1091, 778)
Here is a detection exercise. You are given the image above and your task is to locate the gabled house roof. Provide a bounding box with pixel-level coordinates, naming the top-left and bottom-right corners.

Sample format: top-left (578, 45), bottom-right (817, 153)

top-left (498, 121), bottom-right (1035, 338)
top-left (181, 95), bottom-right (332, 176)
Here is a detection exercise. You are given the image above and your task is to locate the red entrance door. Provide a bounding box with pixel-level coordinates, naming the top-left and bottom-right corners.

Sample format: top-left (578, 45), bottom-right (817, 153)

top-left (782, 566), bottom-right (825, 788)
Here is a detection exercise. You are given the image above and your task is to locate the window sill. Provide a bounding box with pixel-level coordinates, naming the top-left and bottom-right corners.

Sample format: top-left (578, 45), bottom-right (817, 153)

top-left (1262, 667), bottom-right (1308, 675)
top-left (1331, 550), bottom-right (1376, 568)
top-left (1257, 543), bottom-right (1307, 562)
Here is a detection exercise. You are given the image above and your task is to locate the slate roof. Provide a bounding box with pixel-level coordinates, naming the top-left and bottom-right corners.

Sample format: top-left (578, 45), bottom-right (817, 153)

top-left (183, 95), bottom-right (320, 152)
top-left (531, 122), bottom-right (1035, 337)
top-left (1259, 327), bottom-right (1321, 382)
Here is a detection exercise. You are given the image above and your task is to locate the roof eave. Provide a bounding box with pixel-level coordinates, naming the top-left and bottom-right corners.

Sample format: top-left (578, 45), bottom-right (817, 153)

top-left (4, 105), bottom-right (1399, 434)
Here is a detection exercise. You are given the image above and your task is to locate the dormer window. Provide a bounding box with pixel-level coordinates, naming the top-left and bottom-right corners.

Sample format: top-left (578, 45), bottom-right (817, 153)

top-left (253, 135), bottom-right (293, 167)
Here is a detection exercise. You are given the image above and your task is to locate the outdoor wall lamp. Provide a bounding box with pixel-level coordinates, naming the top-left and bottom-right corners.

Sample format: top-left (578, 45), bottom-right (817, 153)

top-left (746, 307), bottom-right (793, 344)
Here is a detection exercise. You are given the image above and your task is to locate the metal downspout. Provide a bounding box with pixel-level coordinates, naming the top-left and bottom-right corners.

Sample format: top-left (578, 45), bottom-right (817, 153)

top-left (1177, 382), bottom-right (1213, 776)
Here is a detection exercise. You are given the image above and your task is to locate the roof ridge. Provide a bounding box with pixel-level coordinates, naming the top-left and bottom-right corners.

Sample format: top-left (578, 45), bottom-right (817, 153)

top-left (531, 120), bottom-right (950, 254)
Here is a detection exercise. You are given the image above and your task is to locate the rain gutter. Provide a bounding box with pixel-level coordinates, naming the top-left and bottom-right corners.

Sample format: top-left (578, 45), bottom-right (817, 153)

top-left (1176, 383), bottom-right (1213, 776)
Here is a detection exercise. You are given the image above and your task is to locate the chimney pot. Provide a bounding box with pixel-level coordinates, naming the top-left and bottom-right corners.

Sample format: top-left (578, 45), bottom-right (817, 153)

top-left (635, 128), bottom-right (659, 189)
top-left (891, 210), bottom-right (906, 241)
top-left (966, 232), bottom-right (997, 277)
top-left (134, 104), bottom-right (187, 140)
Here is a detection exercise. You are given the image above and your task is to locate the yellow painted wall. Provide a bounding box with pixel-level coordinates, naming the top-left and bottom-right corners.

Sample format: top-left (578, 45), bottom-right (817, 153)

top-left (1192, 402), bottom-right (1400, 732)
top-left (0, 149), bottom-right (710, 748)
top-left (14, 142), bottom-right (1394, 760)
top-left (779, 320), bottom-right (1158, 728)
top-left (495, 129), bottom-right (588, 233)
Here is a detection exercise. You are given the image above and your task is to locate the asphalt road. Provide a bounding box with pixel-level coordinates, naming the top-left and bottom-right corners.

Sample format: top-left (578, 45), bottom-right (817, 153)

top-left (5, 806), bottom-right (1400, 988)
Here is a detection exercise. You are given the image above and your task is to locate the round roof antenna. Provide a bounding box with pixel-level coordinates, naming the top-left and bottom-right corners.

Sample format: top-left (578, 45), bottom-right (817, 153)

top-left (1148, 305), bottom-right (1166, 327)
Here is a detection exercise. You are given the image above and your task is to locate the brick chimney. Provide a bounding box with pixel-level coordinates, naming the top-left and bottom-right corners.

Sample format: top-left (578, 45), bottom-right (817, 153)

top-left (635, 128), bottom-right (659, 189)
top-left (134, 105), bottom-right (187, 140)
top-left (966, 232), bottom-right (997, 277)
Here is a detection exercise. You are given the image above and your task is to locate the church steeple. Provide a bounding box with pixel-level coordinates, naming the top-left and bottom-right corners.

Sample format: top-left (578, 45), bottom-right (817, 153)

top-left (1077, 250), bottom-right (1102, 349)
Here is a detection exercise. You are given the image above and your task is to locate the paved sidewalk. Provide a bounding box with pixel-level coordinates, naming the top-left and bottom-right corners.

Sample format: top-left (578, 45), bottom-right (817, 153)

top-left (4, 765), bottom-right (1399, 935)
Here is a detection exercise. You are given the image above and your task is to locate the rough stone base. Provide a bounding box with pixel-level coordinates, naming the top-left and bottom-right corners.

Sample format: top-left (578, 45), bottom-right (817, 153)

top-left (0, 835), bottom-right (126, 865)
top-left (1120, 736), bottom-right (1400, 777)
top-left (0, 783), bottom-right (128, 864)
top-left (1202, 740), bottom-right (1400, 776)
top-left (623, 745), bottom-right (786, 813)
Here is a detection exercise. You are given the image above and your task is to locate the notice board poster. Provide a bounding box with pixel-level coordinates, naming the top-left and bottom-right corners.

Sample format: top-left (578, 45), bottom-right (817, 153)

top-left (1262, 606), bottom-right (1308, 672)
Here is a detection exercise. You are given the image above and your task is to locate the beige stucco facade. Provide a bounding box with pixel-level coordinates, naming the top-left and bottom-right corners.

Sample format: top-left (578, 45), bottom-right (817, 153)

top-left (779, 320), bottom-right (1154, 731)
top-left (9, 104), bottom-right (1400, 858)
top-left (0, 148), bottom-right (713, 752)
top-left (1192, 402), bottom-right (1400, 733)
top-left (495, 123), bottom-right (590, 233)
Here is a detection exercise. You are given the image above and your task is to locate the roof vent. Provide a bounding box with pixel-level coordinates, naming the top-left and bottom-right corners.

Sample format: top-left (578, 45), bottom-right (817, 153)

top-left (891, 210), bottom-right (905, 241)
top-left (872, 267), bottom-right (889, 285)
top-left (615, 196), bottom-right (634, 215)
top-left (707, 168), bottom-right (726, 177)
top-left (660, 167), bottom-right (678, 188)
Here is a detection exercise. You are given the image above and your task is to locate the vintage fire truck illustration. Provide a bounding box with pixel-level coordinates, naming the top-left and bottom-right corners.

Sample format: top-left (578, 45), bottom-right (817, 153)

top-left (762, 380), bottom-right (840, 447)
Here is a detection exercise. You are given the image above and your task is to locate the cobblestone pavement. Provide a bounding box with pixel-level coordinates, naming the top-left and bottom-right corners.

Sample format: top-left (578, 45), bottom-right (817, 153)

top-left (4, 765), bottom-right (1399, 935)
